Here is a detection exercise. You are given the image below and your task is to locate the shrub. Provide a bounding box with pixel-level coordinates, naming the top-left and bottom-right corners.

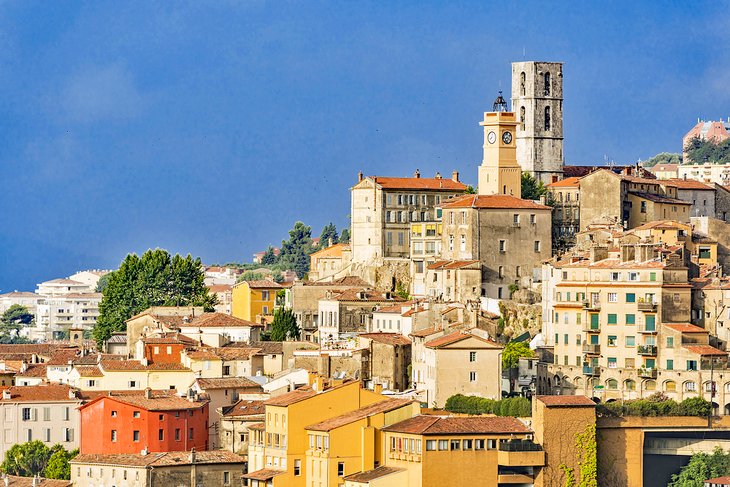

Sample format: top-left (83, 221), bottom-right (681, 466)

top-left (444, 394), bottom-right (531, 417)
top-left (595, 396), bottom-right (710, 418)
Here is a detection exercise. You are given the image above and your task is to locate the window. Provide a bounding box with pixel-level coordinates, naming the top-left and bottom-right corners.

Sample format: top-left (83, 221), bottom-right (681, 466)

top-left (626, 314), bottom-right (635, 325)
top-left (261, 290), bottom-right (270, 301)
top-left (649, 272), bottom-right (656, 282)
top-left (158, 429), bottom-right (164, 441)
top-left (607, 314), bottom-right (617, 325)
top-left (460, 234), bottom-right (466, 251)
top-left (499, 240), bottom-right (506, 252)
top-left (640, 201), bottom-right (647, 213)
top-left (608, 293), bottom-right (618, 303)
top-left (666, 359), bottom-right (673, 370)
top-left (534, 240), bottom-right (541, 252)
top-left (607, 379), bottom-right (618, 390)
top-left (475, 439), bottom-right (485, 450)
top-left (544, 71), bottom-right (551, 95)
top-left (487, 439), bottom-right (497, 449)
top-left (450, 440), bottom-right (460, 450)
top-left (625, 336), bottom-right (635, 347)
top-left (63, 407), bottom-right (69, 421)
top-left (223, 471), bottom-right (230, 485)
top-left (576, 334), bottom-right (581, 345)
top-left (684, 381), bottom-right (697, 392)
top-left (564, 334), bottom-right (569, 345)
top-left (608, 357), bottom-right (617, 369)
top-left (513, 214), bottom-right (520, 225)
top-left (516, 265), bottom-right (521, 277)
top-left (426, 440), bottom-right (437, 451)
top-left (175, 428), bottom-right (181, 441)
top-left (607, 336), bottom-right (617, 347)
top-left (448, 235), bottom-right (454, 251)
top-left (44, 428), bottom-right (51, 442)
top-left (111, 410), bottom-right (118, 417)
top-left (22, 408), bottom-right (31, 421)
top-left (128, 380), bottom-right (136, 388)
top-left (498, 266), bottom-right (504, 278)
top-left (469, 351), bottom-right (476, 362)
top-left (469, 371), bottom-right (477, 382)
top-left (189, 428), bottom-right (194, 440)
top-left (699, 247), bottom-right (712, 259)
top-left (625, 380), bottom-right (636, 391)
top-left (111, 430), bottom-right (117, 442)
top-left (438, 440), bottom-right (448, 450)
top-left (133, 431), bottom-right (140, 442)
top-left (43, 407), bottom-right (50, 421)
top-left (223, 366), bottom-right (231, 376)
top-left (626, 293), bottom-right (635, 303)
top-left (64, 428), bottom-right (73, 442)
top-left (687, 360), bottom-right (698, 371)
top-left (628, 272), bottom-right (639, 282)
top-left (530, 214), bottom-right (536, 225)
top-left (666, 336), bottom-right (674, 348)
top-left (133, 411), bottom-right (140, 418)
top-left (610, 272), bottom-right (620, 282)
top-left (625, 358), bottom-right (635, 369)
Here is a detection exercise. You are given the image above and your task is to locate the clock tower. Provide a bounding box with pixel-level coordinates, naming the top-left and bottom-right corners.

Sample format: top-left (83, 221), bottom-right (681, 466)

top-left (477, 92), bottom-right (522, 198)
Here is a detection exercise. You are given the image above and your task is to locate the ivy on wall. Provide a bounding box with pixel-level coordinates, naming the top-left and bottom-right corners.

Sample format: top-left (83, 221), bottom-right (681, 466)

top-left (560, 423), bottom-right (597, 487)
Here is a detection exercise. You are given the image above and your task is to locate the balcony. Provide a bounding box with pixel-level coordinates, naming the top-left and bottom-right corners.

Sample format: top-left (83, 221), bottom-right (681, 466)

top-left (583, 365), bottom-right (601, 376)
top-left (497, 473), bottom-right (535, 484)
top-left (583, 324), bottom-right (601, 334)
top-left (637, 345), bottom-right (658, 356)
top-left (497, 441), bottom-right (545, 467)
top-left (638, 368), bottom-right (658, 379)
top-left (638, 326), bottom-right (657, 334)
top-left (638, 302), bottom-right (658, 312)
top-left (582, 343), bottom-right (601, 355)
top-left (583, 300), bottom-right (601, 311)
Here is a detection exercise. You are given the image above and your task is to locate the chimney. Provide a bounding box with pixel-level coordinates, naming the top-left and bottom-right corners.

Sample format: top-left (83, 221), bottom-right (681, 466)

top-left (140, 447), bottom-right (148, 456)
top-left (374, 383), bottom-right (383, 395)
top-left (2, 390), bottom-right (11, 400)
top-left (68, 388), bottom-right (77, 400)
top-left (414, 169), bottom-right (420, 178)
top-left (589, 246), bottom-right (608, 263)
top-left (358, 171), bottom-right (363, 182)
top-left (189, 447), bottom-right (196, 464)
top-left (435, 172), bottom-right (442, 179)
top-left (145, 387), bottom-right (152, 399)
top-left (452, 170), bottom-right (459, 182)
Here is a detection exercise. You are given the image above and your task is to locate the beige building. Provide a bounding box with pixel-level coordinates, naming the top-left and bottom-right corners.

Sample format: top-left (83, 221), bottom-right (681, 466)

top-left (0, 384), bottom-right (85, 457)
top-left (317, 289), bottom-right (404, 343)
top-left (350, 172), bottom-right (466, 263)
top-left (409, 221), bottom-right (443, 296)
top-left (218, 399), bottom-right (266, 455)
top-left (546, 176), bottom-right (581, 252)
top-left (440, 195), bottom-right (551, 299)
top-left (411, 329), bottom-right (502, 408)
top-left (70, 450), bottom-right (245, 487)
top-left (308, 243), bottom-right (351, 282)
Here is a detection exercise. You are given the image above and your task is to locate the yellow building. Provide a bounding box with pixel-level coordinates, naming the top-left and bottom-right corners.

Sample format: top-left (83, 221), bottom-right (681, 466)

top-left (232, 280), bottom-right (282, 321)
top-left (477, 109), bottom-right (522, 198)
top-left (244, 377), bottom-right (386, 487)
top-left (305, 398), bottom-right (419, 486)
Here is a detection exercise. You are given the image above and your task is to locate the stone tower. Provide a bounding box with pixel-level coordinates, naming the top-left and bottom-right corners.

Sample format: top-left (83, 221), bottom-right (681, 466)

top-left (477, 92), bottom-right (521, 198)
top-left (511, 61), bottom-right (564, 184)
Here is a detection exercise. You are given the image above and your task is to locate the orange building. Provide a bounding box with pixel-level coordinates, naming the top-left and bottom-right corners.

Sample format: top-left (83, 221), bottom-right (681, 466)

top-left (140, 333), bottom-right (197, 364)
top-left (78, 390), bottom-right (209, 454)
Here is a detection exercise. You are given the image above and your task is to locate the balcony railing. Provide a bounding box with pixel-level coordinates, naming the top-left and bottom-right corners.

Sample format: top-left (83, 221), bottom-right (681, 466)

top-left (637, 345), bottom-right (658, 356)
top-left (582, 343), bottom-right (601, 355)
top-left (638, 302), bottom-right (658, 312)
top-left (499, 440), bottom-right (542, 452)
top-left (638, 325), bottom-right (657, 334)
top-left (583, 300), bottom-right (601, 311)
top-left (583, 365), bottom-right (601, 376)
top-left (638, 368), bottom-right (658, 379)
top-left (583, 324), bottom-right (601, 333)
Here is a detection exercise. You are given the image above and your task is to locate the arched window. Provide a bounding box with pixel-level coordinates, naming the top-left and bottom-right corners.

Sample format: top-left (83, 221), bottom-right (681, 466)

top-left (664, 380), bottom-right (677, 392)
top-left (545, 106), bottom-right (551, 131)
top-left (544, 72), bottom-right (551, 96)
top-left (574, 377), bottom-right (583, 389)
top-left (520, 72), bottom-right (526, 96)
top-left (683, 381), bottom-right (697, 392)
top-left (607, 379), bottom-right (618, 390)
top-left (520, 106), bottom-right (525, 127)
top-left (644, 380), bottom-right (656, 391)
top-left (624, 379), bottom-right (636, 391)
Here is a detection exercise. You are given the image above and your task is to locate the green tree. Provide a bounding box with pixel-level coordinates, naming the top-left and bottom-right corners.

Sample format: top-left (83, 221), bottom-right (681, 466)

top-left (2, 441), bottom-right (53, 477)
top-left (43, 447), bottom-right (77, 480)
top-left (685, 136), bottom-right (730, 165)
top-left (318, 223), bottom-right (339, 249)
top-left (465, 185), bottom-right (476, 194)
top-left (0, 305), bottom-right (34, 338)
top-left (93, 249), bottom-right (217, 347)
top-left (669, 447), bottom-right (730, 487)
top-left (395, 281), bottom-right (410, 300)
top-left (260, 246), bottom-right (278, 265)
top-left (502, 342), bottom-right (534, 393)
top-left (339, 228), bottom-right (350, 244)
top-left (95, 273), bottom-right (111, 292)
top-left (640, 152), bottom-right (682, 168)
top-left (278, 222), bottom-right (314, 279)
top-left (269, 307), bottom-right (300, 341)
top-left (237, 271), bottom-right (268, 283)
top-left (521, 172), bottom-right (547, 200)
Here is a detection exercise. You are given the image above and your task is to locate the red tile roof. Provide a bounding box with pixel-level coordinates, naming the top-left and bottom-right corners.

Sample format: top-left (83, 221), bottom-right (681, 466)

top-left (705, 476), bottom-right (730, 485)
top-left (537, 395), bottom-right (596, 407)
top-left (683, 345), bottom-right (727, 356)
top-left (181, 312), bottom-right (263, 328)
top-left (629, 191), bottom-right (691, 205)
top-left (409, 326), bottom-right (441, 338)
top-left (359, 333), bottom-right (412, 346)
top-left (82, 390), bottom-right (207, 411)
top-left (1, 475), bottom-right (70, 487)
top-left (383, 415), bottom-right (529, 435)
top-left (426, 260), bottom-right (481, 270)
top-left (0, 384), bottom-right (80, 402)
top-left (424, 330), bottom-right (500, 349)
top-left (72, 450), bottom-right (244, 467)
top-left (664, 323), bottom-right (708, 333)
top-left (195, 377), bottom-right (263, 390)
top-left (100, 360), bottom-right (190, 371)
top-left (220, 399), bottom-right (266, 418)
top-left (75, 365), bottom-right (103, 377)
top-left (243, 469), bottom-right (286, 481)
top-left (547, 176), bottom-right (581, 188)
top-left (343, 466), bottom-right (405, 483)
top-left (17, 364), bottom-right (48, 378)
top-left (329, 289), bottom-right (405, 303)
top-left (441, 194), bottom-right (550, 210)
top-left (371, 176), bottom-right (466, 191)
top-left (264, 386), bottom-right (317, 407)
top-left (305, 399), bottom-right (414, 431)
top-left (662, 178), bottom-right (714, 190)
top-left (241, 280), bottom-right (282, 289)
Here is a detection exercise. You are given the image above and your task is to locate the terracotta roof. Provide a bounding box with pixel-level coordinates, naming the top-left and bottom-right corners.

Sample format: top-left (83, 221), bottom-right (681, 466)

top-left (46, 349), bottom-right (82, 365)
top-left (309, 243), bottom-right (350, 257)
top-left (441, 194), bottom-right (550, 210)
top-left (248, 422), bottom-right (265, 430)
top-left (328, 289), bottom-right (405, 303)
top-left (664, 323), bottom-right (708, 333)
top-left (662, 178), bottom-right (714, 190)
top-left (142, 333), bottom-right (197, 345)
top-left (375, 303), bottom-right (411, 314)
top-left (247, 341), bottom-right (284, 355)
top-left (370, 176), bottom-right (466, 191)
top-left (0, 475), bottom-right (71, 487)
top-left (75, 365), bottom-right (103, 377)
top-left (0, 344), bottom-right (73, 356)
top-left (221, 399), bottom-right (266, 418)
top-left (536, 395), bottom-right (597, 407)
top-left (631, 220), bottom-right (690, 231)
top-left (556, 257), bottom-right (667, 269)
top-left (629, 191), bottom-right (691, 205)
top-left (62, 292), bottom-right (102, 299)
top-left (409, 326), bottom-right (441, 338)
top-left (180, 312), bottom-right (263, 329)
top-left (684, 345), bottom-right (727, 356)
top-left (125, 312), bottom-right (187, 327)
top-left (343, 466), bottom-right (405, 483)
top-left (107, 334), bottom-right (127, 343)
top-left (705, 476), bottom-right (730, 485)
top-left (207, 284), bottom-right (233, 293)
top-left (242, 280), bottom-right (282, 289)
top-left (73, 353), bottom-right (125, 365)
top-left (426, 260), bottom-right (481, 270)
top-left (302, 276), bottom-right (370, 287)
top-left (84, 391), bottom-right (207, 411)
top-left (243, 469), bottom-right (286, 481)
top-left (424, 330), bottom-right (500, 349)
top-left (0, 384), bottom-right (80, 402)
top-left (42, 278), bottom-right (85, 285)
top-left (100, 360), bottom-right (190, 372)
top-left (401, 306), bottom-right (426, 317)
top-left (17, 364), bottom-right (48, 378)
top-left (547, 176), bottom-right (581, 188)
top-left (264, 386), bottom-right (317, 407)
top-left (186, 347), bottom-right (261, 361)
top-left (306, 399), bottom-right (414, 431)
top-left (196, 377), bottom-right (263, 390)
top-left (651, 163), bottom-right (678, 172)
top-left (383, 415), bottom-right (529, 435)
top-left (0, 291), bottom-right (41, 298)
top-left (72, 450), bottom-right (244, 467)
top-left (359, 333), bottom-right (412, 346)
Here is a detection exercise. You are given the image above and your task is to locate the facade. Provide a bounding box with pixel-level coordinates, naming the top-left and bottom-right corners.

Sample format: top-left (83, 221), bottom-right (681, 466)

top-left (476, 110), bottom-right (522, 197)
top-left (409, 221), bottom-right (443, 296)
top-left (317, 289), bottom-right (405, 343)
top-left (125, 306), bottom-right (204, 351)
top-left (546, 176), bottom-right (581, 252)
top-left (511, 61), bottom-right (565, 184)
top-left (679, 163), bottom-right (730, 186)
top-left (424, 260), bottom-right (482, 302)
top-left (78, 390), bottom-right (209, 454)
top-left (0, 384), bottom-right (84, 458)
top-left (357, 333), bottom-right (412, 391)
top-left (308, 243), bottom-right (351, 282)
top-left (411, 330), bottom-right (502, 408)
top-left (218, 399), bottom-right (266, 455)
top-left (207, 284), bottom-right (233, 314)
top-left (350, 172), bottom-right (466, 263)
top-left (232, 280), bottom-right (282, 322)
top-left (177, 313), bottom-right (263, 346)
top-left (440, 195), bottom-right (552, 299)
top-left (651, 163), bottom-right (679, 180)
top-left (70, 450), bottom-right (245, 487)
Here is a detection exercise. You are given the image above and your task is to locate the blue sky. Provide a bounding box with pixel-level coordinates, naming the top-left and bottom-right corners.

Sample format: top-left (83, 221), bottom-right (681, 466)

top-left (1, 1), bottom-right (729, 292)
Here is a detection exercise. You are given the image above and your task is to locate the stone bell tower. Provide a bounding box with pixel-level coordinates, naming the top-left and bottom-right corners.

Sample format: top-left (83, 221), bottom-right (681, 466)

top-left (511, 61), bottom-right (564, 184)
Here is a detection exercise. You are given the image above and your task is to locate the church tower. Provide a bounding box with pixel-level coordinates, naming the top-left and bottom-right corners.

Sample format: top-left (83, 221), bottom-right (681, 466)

top-left (477, 92), bottom-right (521, 198)
top-left (511, 61), bottom-right (564, 184)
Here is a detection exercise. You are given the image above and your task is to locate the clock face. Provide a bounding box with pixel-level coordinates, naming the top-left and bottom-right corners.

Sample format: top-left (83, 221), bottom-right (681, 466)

top-left (487, 131), bottom-right (496, 144)
top-left (502, 131), bottom-right (512, 145)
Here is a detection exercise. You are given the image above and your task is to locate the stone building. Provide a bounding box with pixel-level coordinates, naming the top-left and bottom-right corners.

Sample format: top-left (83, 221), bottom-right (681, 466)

top-left (546, 176), bottom-right (581, 252)
top-left (317, 289), bottom-right (405, 343)
top-left (218, 399), bottom-right (266, 455)
top-left (357, 333), bottom-right (412, 391)
top-left (511, 61), bottom-right (564, 184)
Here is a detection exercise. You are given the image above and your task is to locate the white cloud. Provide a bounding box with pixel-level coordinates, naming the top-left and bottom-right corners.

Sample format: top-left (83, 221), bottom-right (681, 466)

top-left (59, 63), bottom-right (143, 123)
